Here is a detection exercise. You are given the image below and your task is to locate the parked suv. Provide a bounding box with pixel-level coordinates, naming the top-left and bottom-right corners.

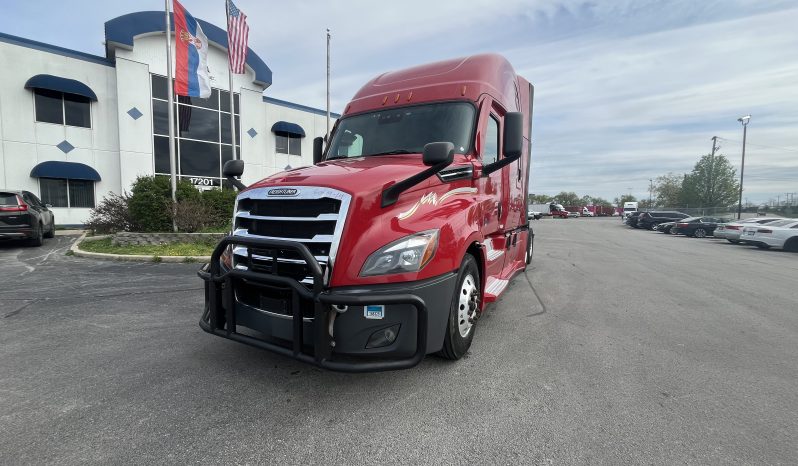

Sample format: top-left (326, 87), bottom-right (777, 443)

top-left (637, 211), bottom-right (689, 230)
top-left (0, 190), bottom-right (55, 246)
top-left (625, 211), bottom-right (643, 228)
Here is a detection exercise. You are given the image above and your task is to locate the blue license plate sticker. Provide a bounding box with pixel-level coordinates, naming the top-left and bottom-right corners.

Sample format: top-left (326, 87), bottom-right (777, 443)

top-left (364, 305), bottom-right (385, 320)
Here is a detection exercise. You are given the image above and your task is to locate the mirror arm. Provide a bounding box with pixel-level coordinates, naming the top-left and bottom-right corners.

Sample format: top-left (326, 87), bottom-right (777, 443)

top-left (381, 160), bottom-right (451, 208)
top-left (226, 176), bottom-right (247, 191)
top-left (482, 153), bottom-right (520, 176)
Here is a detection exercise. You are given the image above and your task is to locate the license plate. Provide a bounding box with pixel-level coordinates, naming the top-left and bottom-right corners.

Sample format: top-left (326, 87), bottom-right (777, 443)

top-left (746, 231), bottom-right (755, 236)
top-left (364, 305), bottom-right (385, 320)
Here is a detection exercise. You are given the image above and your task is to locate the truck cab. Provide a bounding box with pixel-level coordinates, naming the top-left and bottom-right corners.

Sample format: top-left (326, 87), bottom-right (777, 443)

top-left (199, 54), bottom-right (534, 371)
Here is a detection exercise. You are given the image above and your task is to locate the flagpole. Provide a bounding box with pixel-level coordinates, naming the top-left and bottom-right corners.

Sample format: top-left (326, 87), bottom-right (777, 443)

top-left (326, 28), bottom-right (330, 139)
top-left (225, 0), bottom-right (238, 162)
top-left (164, 0), bottom-right (178, 232)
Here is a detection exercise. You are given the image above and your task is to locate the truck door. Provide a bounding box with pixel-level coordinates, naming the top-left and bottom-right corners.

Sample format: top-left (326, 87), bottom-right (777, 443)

top-left (477, 102), bottom-right (510, 281)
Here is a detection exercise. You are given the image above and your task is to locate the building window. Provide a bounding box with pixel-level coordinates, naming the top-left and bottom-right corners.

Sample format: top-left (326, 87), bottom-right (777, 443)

top-left (276, 133), bottom-right (301, 156)
top-left (151, 74), bottom-right (239, 187)
top-left (34, 89), bottom-right (91, 128)
top-left (39, 178), bottom-right (95, 208)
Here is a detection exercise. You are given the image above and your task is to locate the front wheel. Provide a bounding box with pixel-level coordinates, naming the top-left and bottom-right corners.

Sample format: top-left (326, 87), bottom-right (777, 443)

top-left (28, 223), bottom-right (44, 247)
top-left (694, 228), bottom-right (707, 238)
top-left (439, 254), bottom-right (481, 360)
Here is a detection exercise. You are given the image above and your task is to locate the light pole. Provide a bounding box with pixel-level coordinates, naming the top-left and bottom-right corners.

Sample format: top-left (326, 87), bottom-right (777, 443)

top-left (736, 115), bottom-right (751, 219)
top-left (648, 179), bottom-right (653, 211)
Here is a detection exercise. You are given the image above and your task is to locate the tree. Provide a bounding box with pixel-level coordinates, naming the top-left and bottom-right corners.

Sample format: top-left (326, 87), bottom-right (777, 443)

top-left (554, 191), bottom-right (580, 206)
top-left (638, 199), bottom-right (655, 209)
top-left (679, 153), bottom-right (739, 207)
top-left (527, 194), bottom-right (551, 204)
top-left (654, 173), bottom-right (682, 207)
top-left (613, 194), bottom-right (637, 207)
top-left (591, 197), bottom-right (613, 207)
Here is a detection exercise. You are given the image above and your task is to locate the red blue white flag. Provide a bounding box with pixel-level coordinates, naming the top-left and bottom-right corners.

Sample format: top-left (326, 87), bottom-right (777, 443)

top-left (227, 0), bottom-right (249, 74)
top-left (173, 0), bottom-right (211, 98)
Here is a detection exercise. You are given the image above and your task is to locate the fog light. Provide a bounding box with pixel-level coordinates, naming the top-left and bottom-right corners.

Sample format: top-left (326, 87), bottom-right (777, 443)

top-left (365, 324), bottom-right (400, 349)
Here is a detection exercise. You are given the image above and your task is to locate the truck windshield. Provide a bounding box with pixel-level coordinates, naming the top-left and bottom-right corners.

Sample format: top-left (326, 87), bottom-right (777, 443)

top-left (326, 102), bottom-right (475, 159)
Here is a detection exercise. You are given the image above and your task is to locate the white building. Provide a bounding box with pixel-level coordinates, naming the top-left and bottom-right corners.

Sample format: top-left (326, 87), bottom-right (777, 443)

top-left (0, 11), bottom-right (338, 225)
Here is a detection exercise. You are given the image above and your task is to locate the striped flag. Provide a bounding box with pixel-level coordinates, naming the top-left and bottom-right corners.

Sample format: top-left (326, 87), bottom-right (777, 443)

top-left (173, 0), bottom-right (212, 98)
top-left (226, 0), bottom-right (249, 74)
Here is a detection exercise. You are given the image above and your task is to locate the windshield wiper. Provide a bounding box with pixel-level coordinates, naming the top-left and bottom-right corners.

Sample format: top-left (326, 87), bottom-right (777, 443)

top-left (323, 155), bottom-right (350, 161)
top-left (366, 149), bottom-right (415, 156)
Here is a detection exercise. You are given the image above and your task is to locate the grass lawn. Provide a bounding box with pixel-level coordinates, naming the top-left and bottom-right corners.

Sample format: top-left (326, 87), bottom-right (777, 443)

top-left (80, 237), bottom-right (216, 257)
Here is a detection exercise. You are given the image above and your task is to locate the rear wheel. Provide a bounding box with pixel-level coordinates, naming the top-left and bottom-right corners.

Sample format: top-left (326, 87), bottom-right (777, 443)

top-left (44, 217), bottom-right (55, 238)
top-left (784, 238), bottom-right (798, 252)
top-left (439, 254), bottom-right (481, 360)
top-left (649, 223), bottom-right (659, 231)
top-left (727, 239), bottom-right (740, 244)
top-left (28, 223), bottom-right (44, 247)
top-left (756, 243), bottom-right (770, 249)
top-left (694, 228), bottom-right (707, 238)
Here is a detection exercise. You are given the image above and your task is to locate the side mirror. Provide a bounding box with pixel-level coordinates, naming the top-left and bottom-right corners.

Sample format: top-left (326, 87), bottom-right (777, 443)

top-left (313, 137), bottom-right (324, 164)
top-left (381, 142), bottom-right (454, 207)
top-left (422, 141), bottom-right (455, 166)
top-left (222, 159), bottom-right (246, 191)
top-left (483, 111), bottom-right (524, 176)
top-left (503, 112), bottom-right (524, 159)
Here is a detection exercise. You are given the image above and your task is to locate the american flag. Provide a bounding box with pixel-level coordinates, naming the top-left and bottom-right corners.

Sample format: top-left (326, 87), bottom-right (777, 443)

top-left (227, 0), bottom-right (249, 74)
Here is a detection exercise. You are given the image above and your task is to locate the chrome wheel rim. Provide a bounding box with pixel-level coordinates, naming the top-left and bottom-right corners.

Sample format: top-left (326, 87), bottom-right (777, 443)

top-left (457, 273), bottom-right (479, 337)
top-left (696, 229), bottom-right (706, 238)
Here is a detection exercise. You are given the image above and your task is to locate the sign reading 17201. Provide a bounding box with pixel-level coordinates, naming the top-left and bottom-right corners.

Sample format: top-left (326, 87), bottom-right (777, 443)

top-left (188, 177), bottom-right (220, 187)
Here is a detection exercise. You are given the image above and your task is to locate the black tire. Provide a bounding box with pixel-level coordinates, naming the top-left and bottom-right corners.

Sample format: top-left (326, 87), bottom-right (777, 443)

top-left (439, 254), bottom-right (481, 360)
top-left (43, 217), bottom-right (55, 238)
top-left (694, 228), bottom-right (707, 238)
top-left (727, 239), bottom-right (740, 244)
top-left (784, 238), bottom-right (798, 253)
top-left (649, 223), bottom-right (659, 231)
top-left (755, 244), bottom-right (770, 249)
top-left (28, 223), bottom-right (44, 247)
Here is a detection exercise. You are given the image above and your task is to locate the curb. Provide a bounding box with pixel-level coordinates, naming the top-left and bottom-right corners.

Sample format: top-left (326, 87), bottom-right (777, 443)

top-left (70, 232), bottom-right (211, 263)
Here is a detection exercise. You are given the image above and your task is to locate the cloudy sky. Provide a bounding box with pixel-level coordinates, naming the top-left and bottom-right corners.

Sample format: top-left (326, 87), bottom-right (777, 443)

top-left (2, 0), bottom-right (796, 204)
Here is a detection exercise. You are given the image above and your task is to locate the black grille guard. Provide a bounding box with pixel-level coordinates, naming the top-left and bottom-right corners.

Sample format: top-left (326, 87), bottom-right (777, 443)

top-left (198, 236), bottom-right (428, 372)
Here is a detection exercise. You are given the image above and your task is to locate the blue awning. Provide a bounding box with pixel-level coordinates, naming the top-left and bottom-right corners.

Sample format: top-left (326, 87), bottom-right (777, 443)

top-left (271, 121), bottom-right (306, 137)
top-left (24, 74), bottom-right (98, 101)
top-left (30, 161), bottom-right (101, 181)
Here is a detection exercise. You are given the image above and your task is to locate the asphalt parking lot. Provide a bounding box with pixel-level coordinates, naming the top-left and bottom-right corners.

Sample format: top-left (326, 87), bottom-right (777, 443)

top-left (2, 220), bottom-right (797, 464)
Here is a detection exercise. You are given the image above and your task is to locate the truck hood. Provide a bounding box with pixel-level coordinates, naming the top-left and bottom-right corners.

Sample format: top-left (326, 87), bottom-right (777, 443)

top-left (247, 154), bottom-right (453, 196)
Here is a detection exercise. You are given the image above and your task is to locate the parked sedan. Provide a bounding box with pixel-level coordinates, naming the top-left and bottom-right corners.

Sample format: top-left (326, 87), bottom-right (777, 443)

top-left (567, 211), bottom-right (580, 218)
top-left (637, 211), bottom-right (690, 230)
top-left (528, 210), bottom-right (542, 220)
top-left (742, 219), bottom-right (798, 250)
top-left (0, 190), bottom-right (55, 246)
top-left (716, 217), bottom-right (782, 243)
top-left (657, 221), bottom-right (676, 234)
top-left (671, 217), bottom-right (731, 237)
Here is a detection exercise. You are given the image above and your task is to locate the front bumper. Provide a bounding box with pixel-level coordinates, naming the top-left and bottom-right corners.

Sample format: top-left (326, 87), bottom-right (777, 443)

top-left (198, 236), bottom-right (456, 372)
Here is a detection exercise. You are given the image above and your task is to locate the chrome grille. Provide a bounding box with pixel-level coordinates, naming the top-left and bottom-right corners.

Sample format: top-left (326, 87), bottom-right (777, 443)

top-left (232, 186), bottom-right (351, 286)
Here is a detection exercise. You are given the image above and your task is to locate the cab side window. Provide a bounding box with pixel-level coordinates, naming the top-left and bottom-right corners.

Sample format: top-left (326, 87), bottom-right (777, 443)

top-left (484, 115), bottom-right (499, 165)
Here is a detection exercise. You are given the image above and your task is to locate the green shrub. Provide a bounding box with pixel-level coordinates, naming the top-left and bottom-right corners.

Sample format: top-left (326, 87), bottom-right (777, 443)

top-left (127, 176), bottom-right (199, 232)
top-left (201, 188), bottom-right (237, 229)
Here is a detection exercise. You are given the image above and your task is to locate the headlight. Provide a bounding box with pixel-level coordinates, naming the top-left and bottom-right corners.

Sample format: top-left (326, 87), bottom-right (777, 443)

top-left (360, 230), bottom-right (439, 277)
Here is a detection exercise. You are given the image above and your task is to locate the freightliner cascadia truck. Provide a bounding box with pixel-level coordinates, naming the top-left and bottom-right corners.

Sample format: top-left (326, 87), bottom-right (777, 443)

top-left (199, 54), bottom-right (534, 372)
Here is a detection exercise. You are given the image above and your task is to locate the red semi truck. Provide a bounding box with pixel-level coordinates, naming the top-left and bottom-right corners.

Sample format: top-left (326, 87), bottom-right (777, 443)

top-left (199, 54), bottom-right (534, 372)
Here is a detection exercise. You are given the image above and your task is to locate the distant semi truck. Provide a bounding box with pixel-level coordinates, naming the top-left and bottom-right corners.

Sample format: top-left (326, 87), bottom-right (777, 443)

top-left (529, 203), bottom-right (569, 218)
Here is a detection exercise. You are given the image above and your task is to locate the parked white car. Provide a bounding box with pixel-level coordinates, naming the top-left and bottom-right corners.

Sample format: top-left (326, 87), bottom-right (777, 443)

top-left (742, 219), bottom-right (798, 251)
top-left (716, 217), bottom-right (782, 243)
